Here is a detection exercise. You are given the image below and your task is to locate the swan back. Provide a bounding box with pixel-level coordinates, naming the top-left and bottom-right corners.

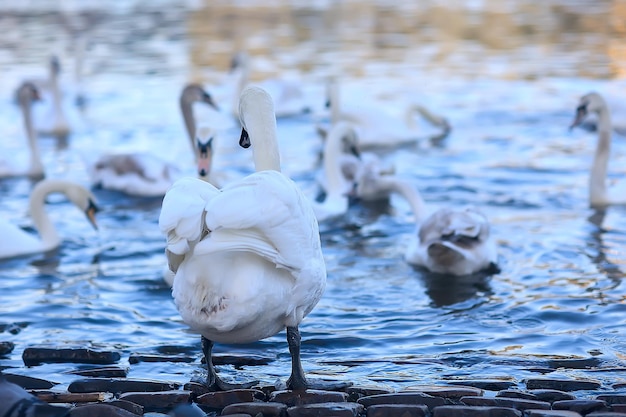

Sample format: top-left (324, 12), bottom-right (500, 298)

top-left (238, 86), bottom-right (281, 172)
top-left (410, 207), bottom-right (496, 276)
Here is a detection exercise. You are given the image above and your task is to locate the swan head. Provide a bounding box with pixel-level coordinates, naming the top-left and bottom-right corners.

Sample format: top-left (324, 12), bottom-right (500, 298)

top-left (64, 183), bottom-right (99, 230)
top-left (229, 51), bottom-right (249, 73)
top-left (570, 92), bottom-right (607, 130)
top-left (196, 126), bottom-right (215, 180)
top-left (16, 82), bottom-right (41, 106)
top-left (238, 86), bottom-right (274, 150)
top-left (181, 84), bottom-right (220, 111)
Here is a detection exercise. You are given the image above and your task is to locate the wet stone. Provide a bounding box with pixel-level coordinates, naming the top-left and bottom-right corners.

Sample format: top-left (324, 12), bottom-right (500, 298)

top-left (4, 373), bottom-right (56, 389)
top-left (345, 386), bottom-right (394, 402)
top-left (525, 378), bottom-right (602, 392)
top-left (269, 389), bottom-right (347, 406)
top-left (0, 341), bottom-right (14, 355)
top-left (357, 392), bottom-right (447, 410)
top-left (105, 400), bottom-right (144, 415)
top-left (68, 377), bottom-right (180, 394)
top-left (447, 380), bottom-right (517, 391)
top-left (596, 395), bottom-right (626, 405)
top-left (615, 406), bottom-right (626, 413)
top-left (587, 413), bottom-right (626, 417)
top-left (525, 411), bottom-right (583, 417)
top-left (552, 399), bottom-right (609, 414)
top-left (196, 389), bottom-right (266, 409)
top-left (366, 404), bottom-right (428, 417)
top-left (433, 405), bottom-right (522, 417)
top-left (119, 390), bottom-right (192, 412)
top-left (69, 403), bottom-right (139, 417)
top-left (66, 366), bottom-right (128, 378)
top-left (286, 402), bottom-right (363, 417)
top-left (547, 358), bottom-right (601, 369)
top-left (169, 404), bottom-right (207, 417)
top-left (496, 390), bottom-right (539, 401)
top-left (23, 346), bottom-right (121, 366)
top-left (530, 390), bottom-right (577, 402)
top-left (128, 354), bottom-right (195, 364)
top-left (208, 353), bottom-right (274, 367)
top-left (221, 401), bottom-right (287, 416)
top-left (402, 385), bottom-right (483, 399)
top-left (0, 322), bottom-right (28, 335)
top-left (461, 396), bottom-right (551, 411)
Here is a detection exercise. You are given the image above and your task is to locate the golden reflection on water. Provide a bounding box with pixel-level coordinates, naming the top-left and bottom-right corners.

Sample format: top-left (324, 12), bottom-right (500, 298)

top-left (186, 0), bottom-right (626, 80)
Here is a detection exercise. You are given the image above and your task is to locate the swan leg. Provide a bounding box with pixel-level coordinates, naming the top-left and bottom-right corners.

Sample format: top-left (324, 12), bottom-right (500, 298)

top-left (285, 326), bottom-right (354, 392)
top-left (201, 336), bottom-right (258, 391)
top-left (286, 325), bottom-right (308, 391)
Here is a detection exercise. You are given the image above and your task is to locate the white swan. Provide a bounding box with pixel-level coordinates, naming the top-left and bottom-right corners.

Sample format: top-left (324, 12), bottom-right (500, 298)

top-left (355, 173), bottom-right (498, 276)
top-left (225, 52), bottom-right (311, 119)
top-left (0, 83), bottom-right (45, 179)
top-left (88, 84), bottom-right (219, 197)
top-left (32, 56), bottom-right (70, 138)
top-left (311, 121), bottom-right (362, 221)
top-left (324, 79), bottom-right (451, 149)
top-left (159, 86), bottom-right (326, 391)
top-left (0, 179), bottom-right (98, 260)
top-left (570, 92), bottom-right (626, 207)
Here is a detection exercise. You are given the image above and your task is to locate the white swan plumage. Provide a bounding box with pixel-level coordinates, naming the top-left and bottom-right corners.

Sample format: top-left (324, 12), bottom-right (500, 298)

top-left (31, 56), bottom-right (71, 139)
top-left (570, 91), bottom-right (626, 207)
top-left (0, 179), bottom-right (98, 260)
top-left (355, 173), bottom-right (497, 276)
top-left (159, 85), bottom-right (326, 391)
top-left (0, 83), bottom-right (45, 179)
top-left (88, 84), bottom-right (219, 197)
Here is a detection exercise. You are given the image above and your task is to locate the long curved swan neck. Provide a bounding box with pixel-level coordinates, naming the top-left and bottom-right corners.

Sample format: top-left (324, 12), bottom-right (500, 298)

top-left (49, 58), bottom-right (67, 127)
top-left (230, 53), bottom-right (251, 118)
top-left (29, 180), bottom-right (70, 251)
top-left (180, 94), bottom-right (197, 154)
top-left (590, 104), bottom-right (612, 206)
top-left (240, 87), bottom-right (281, 172)
top-left (19, 87), bottom-right (43, 176)
top-left (327, 79), bottom-right (340, 124)
top-left (323, 123), bottom-right (353, 196)
top-left (382, 177), bottom-right (428, 223)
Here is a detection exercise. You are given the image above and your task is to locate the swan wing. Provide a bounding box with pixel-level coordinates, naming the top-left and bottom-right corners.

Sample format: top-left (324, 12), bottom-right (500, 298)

top-left (159, 177), bottom-right (220, 260)
top-left (202, 170), bottom-right (322, 276)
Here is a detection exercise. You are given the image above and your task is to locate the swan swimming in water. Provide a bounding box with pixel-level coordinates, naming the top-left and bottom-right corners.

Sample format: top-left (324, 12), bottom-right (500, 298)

top-left (570, 92), bottom-right (626, 207)
top-left (355, 172), bottom-right (498, 276)
top-left (31, 56), bottom-right (71, 139)
top-left (0, 179), bottom-right (98, 260)
top-left (159, 86), bottom-right (328, 391)
top-left (88, 84), bottom-right (219, 197)
top-left (0, 82), bottom-right (45, 179)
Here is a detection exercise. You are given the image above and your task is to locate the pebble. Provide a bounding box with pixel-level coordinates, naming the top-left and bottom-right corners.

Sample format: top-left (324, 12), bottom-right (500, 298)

top-left (525, 378), bottom-right (602, 391)
top-left (3, 373), bottom-right (56, 389)
top-left (287, 401), bottom-right (364, 417)
top-left (69, 403), bottom-right (139, 417)
top-left (447, 380), bottom-right (517, 391)
top-left (269, 389), bottom-right (347, 406)
top-left (196, 389), bottom-right (266, 409)
top-left (357, 392), bottom-right (448, 409)
top-left (68, 377), bottom-right (180, 394)
top-left (460, 396), bottom-right (551, 411)
top-left (0, 341), bottom-right (15, 355)
top-left (366, 404), bottom-right (429, 417)
top-left (118, 390), bottom-right (192, 412)
top-left (221, 401), bottom-right (287, 416)
top-left (552, 399), bottom-right (609, 414)
top-left (65, 366), bottom-right (129, 378)
top-left (402, 385), bottom-right (484, 399)
top-left (128, 354), bottom-right (195, 364)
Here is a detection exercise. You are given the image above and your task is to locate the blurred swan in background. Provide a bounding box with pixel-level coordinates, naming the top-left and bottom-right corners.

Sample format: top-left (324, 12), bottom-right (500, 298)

top-left (31, 56), bottom-right (71, 139)
top-left (226, 52), bottom-right (311, 119)
top-left (159, 86), bottom-right (326, 391)
top-left (355, 173), bottom-right (498, 275)
top-left (87, 84), bottom-right (219, 197)
top-left (323, 78), bottom-right (451, 149)
top-left (570, 92), bottom-right (626, 207)
top-left (0, 179), bottom-right (98, 260)
top-left (0, 83), bottom-right (45, 179)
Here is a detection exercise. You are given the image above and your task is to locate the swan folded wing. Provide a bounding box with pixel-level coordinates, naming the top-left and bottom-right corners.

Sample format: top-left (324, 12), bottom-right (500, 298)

top-left (204, 171), bottom-right (321, 272)
top-left (194, 228), bottom-right (297, 272)
top-left (447, 209), bottom-right (489, 239)
top-left (159, 177), bottom-right (220, 255)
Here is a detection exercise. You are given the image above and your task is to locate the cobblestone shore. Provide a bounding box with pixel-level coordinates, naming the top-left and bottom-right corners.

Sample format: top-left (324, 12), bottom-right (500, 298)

top-left (2, 345), bottom-right (626, 416)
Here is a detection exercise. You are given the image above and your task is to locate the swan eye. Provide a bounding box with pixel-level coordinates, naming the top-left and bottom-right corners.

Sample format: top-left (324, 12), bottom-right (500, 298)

top-left (239, 128), bottom-right (251, 148)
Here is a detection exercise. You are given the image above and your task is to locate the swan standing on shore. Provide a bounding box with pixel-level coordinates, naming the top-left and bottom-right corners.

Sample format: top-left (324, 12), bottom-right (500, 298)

top-left (356, 173), bottom-right (497, 275)
top-left (88, 84), bottom-right (219, 197)
top-left (0, 83), bottom-right (45, 179)
top-left (570, 92), bottom-right (626, 207)
top-left (0, 179), bottom-right (98, 260)
top-left (159, 86), bottom-right (327, 390)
